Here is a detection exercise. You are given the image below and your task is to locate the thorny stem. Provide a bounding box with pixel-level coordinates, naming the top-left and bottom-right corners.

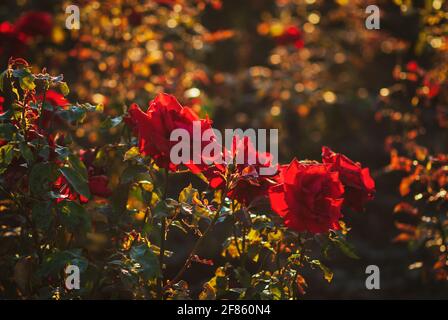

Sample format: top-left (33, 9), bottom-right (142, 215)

top-left (163, 180), bottom-right (229, 291)
top-left (241, 224), bottom-right (248, 267)
top-left (157, 169), bottom-right (169, 300)
top-left (292, 233), bottom-right (306, 300)
top-left (232, 221), bottom-right (242, 257)
top-left (231, 200), bottom-right (242, 258)
top-left (38, 82), bottom-right (48, 130)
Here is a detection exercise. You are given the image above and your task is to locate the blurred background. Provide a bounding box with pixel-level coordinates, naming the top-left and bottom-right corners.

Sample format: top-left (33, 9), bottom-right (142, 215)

top-left (0, 0), bottom-right (446, 298)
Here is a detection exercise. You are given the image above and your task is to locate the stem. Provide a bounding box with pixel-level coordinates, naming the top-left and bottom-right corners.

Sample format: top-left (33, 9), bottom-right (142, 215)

top-left (231, 200), bottom-right (242, 258)
top-left (293, 233), bottom-right (306, 300)
top-left (38, 81), bottom-right (48, 130)
top-left (156, 170), bottom-right (169, 300)
top-left (232, 222), bottom-right (242, 257)
top-left (241, 224), bottom-right (247, 267)
top-left (164, 186), bottom-right (228, 290)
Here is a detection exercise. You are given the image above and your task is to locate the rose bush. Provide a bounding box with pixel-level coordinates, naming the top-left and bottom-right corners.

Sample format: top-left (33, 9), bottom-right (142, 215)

top-left (0, 57), bottom-right (374, 299)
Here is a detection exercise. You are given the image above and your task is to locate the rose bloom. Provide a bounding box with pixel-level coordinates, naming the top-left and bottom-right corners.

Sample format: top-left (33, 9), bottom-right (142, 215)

top-left (321, 147), bottom-right (375, 212)
top-left (127, 93), bottom-right (216, 172)
top-left (269, 159), bottom-right (344, 234)
top-left (36, 90), bottom-right (69, 129)
top-left (40, 90), bottom-right (69, 108)
top-left (206, 136), bottom-right (277, 206)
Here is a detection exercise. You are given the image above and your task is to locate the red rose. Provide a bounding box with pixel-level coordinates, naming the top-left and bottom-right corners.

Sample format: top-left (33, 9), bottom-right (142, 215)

top-left (206, 136), bottom-right (277, 206)
top-left (14, 11), bottom-right (53, 37)
top-left (36, 90), bottom-right (69, 129)
top-left (268, 159), bottom-right (344, 234)
top-left (275, 26), bottom-right (304, 49)
top-left (321, 146), bottom-right (375, 212)
top-left (89, 175), bottom-right (112, 198)
top-left (41, 90), bottom-right (69, 108)
top-left (226, 165), bottom-right (276, 206)
top-left (127, 93), bottom-right (215, 172)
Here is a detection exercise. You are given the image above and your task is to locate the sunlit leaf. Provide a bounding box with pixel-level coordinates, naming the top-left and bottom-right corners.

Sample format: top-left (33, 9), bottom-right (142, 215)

top-left (130, 243), bottom-right (161, 280)
top-left (57, 200), bottom-right (91, 232)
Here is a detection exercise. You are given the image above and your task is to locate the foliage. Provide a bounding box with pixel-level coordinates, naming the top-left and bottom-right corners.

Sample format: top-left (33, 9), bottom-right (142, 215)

top-left (377, 1), bottom-right (448, 282)
top-left (0, 56), bottom-right (373, 299)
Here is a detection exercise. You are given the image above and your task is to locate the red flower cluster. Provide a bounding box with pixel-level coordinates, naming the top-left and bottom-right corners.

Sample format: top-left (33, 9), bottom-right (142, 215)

top-left (127, 93), bottom-right (375, 234)
top-left (269, 148), bottom-right (375, 233)
top-left (0, 11), bottom-right (53, 58)
top-left (204, 136), bottom-right (277, 206)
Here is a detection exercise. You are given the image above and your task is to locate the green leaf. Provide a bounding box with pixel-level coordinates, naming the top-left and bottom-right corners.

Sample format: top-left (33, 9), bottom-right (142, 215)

top-left (59, 82), bottom-right (69, 96)
top-left (54, 145), bottom-right (70, 160)
top-left (0, 144), bottom-right (15, 173)
top-left (130, 244), bottom-right (161, 280)
top-left (121, 164), bottom-right (148, 184)
top-left (38, 249), bottom-right (88, 278)
top-left (0, 69), bottom-right (8, 92)
top-left (330, 232), bottom-right (360, 259)
top-left (79, 102), bottom-right (102, 113)
top-left (234, 267), bottom-right (251, 288)
top-left (56, 105), bottom-right (86, 123)
top-left (32, 202), bottom-right (53, 231)
top-left (19, 142), bottom-right (34, 164)
top-left (38, 144), bottom-right (51, 161)
top-left (124, 146), bottom-right (140, 161)
top-left (12, 68), bottom-right (35, 91)
top-left (57, 200), bottom-right (91, 233)
top-left (59, 166), bottom-right (91, 199)
top-left (101, 116), bottom-right (123, 130)
top-left (0, 123), bottom-right (17, 140)
top-left (153, 199), bottom-right (169, 218)
top-left (68, 154), bottom-right (88, 179)
top-left (178, 184), bottom-right (199, 204)
top-left (29, 162), bottom-right (54, 195)
top-left (269, 285), bottom-right (282, 300)
top-left (310, 260), bottom-right (333, 283)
